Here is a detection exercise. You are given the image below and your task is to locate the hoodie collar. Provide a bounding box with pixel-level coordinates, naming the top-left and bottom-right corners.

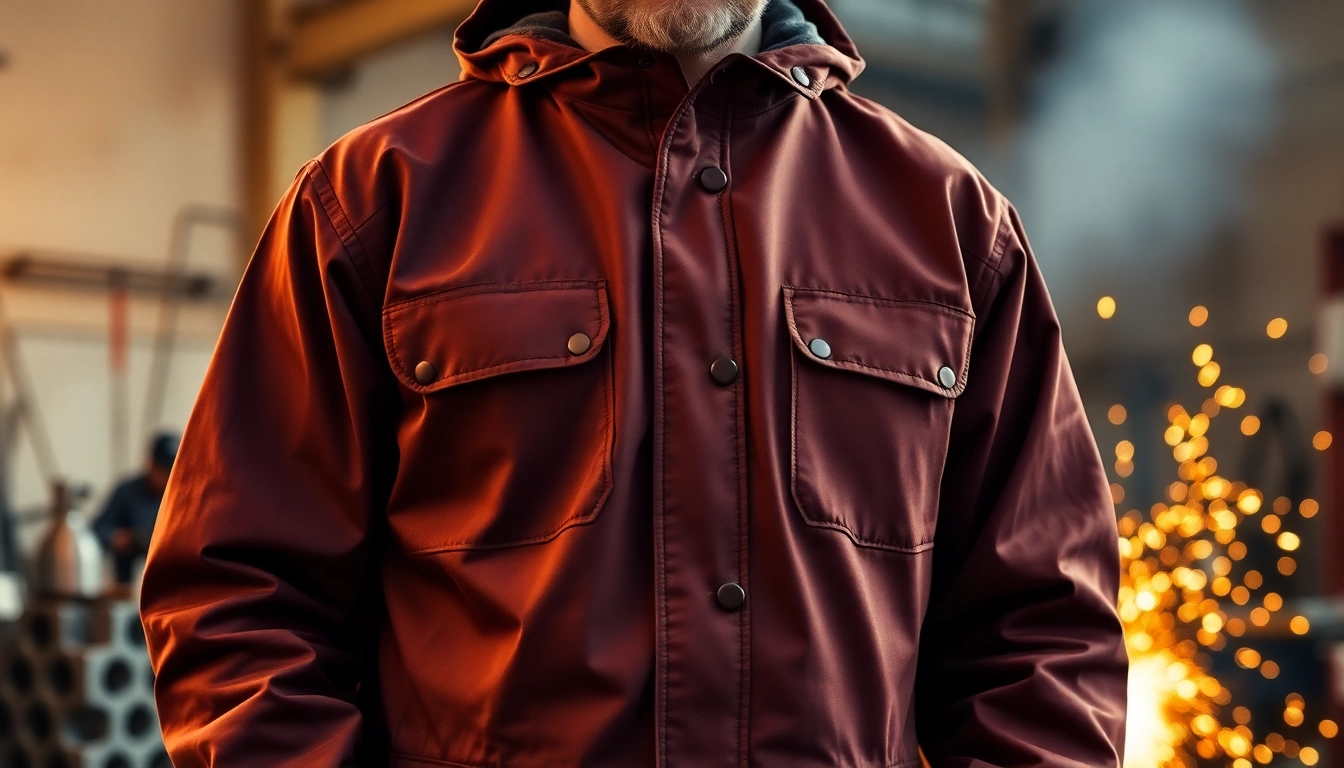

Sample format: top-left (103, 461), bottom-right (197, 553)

top-left (454, 0), bottom-right (865, 105)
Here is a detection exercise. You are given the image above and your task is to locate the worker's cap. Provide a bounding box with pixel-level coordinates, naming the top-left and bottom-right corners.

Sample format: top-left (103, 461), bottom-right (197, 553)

top-left (149, 432), bottom-right (180, 471)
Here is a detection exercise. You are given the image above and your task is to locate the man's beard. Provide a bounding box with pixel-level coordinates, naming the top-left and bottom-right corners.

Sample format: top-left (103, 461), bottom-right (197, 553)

top-left (574, 0), bottom-right (766, 54)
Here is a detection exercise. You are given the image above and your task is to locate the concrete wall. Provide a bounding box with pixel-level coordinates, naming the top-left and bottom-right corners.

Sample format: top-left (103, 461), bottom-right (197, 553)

top-left (319, 28), bottom-right (461, 148)
top-left (0, 0), bottom-right (240, 544)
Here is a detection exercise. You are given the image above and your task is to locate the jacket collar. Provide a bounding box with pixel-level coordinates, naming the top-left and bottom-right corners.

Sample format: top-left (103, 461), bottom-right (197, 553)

top-left (454, 0), bottom-right (865, 106)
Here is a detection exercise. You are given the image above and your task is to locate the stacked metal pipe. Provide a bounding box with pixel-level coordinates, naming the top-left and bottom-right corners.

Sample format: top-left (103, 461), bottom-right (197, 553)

top-left (0, 599), bottom-right (167, 768)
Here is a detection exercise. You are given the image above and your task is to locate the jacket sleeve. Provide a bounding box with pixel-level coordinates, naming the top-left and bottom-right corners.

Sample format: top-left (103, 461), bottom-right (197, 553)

top-left (915, 203), bottom-right (1128, 766)
top-left (140, 159), bottom-right (396, 767)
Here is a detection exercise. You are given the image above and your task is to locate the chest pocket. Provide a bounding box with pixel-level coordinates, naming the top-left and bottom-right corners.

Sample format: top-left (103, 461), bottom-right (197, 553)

top-left (383, 280), bottom-right (614, 554)
top-left (783, 286), bottom-right (974, 553)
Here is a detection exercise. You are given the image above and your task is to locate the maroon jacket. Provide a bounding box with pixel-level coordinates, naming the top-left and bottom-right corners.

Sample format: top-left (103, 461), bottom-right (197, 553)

top-left (141, 0), bottom-right (1128, 765)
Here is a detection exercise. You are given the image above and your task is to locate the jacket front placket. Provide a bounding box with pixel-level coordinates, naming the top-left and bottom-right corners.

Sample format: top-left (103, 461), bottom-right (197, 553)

top-left (649, 65), bottom-right (750, 768)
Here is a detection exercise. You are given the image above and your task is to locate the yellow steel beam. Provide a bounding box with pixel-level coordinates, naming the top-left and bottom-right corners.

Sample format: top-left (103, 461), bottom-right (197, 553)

top-left (242, 0), bottom-right (278, 247)
top-left (286, 0), bottom-right (477, 79)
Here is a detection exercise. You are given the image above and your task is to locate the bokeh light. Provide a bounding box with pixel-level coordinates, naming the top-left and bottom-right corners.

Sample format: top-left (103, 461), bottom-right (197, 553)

top-left (1110, 404), bottom-right (1129, 425)
top-left (1099, 296), bottom-right (1117, 319)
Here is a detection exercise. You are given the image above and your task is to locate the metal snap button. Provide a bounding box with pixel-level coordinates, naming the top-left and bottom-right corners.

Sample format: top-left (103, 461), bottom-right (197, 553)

top-left (790, 66), bottom-right (811, 87)
top-left (516, 62), bottom-right (539, 78)
top-left (414, 361), bottom-right (437, 385)
top-left (938, 366), bottom-right (957, 389)
top-left (699, 166), bottom-right (729, 193)
top-left (716, 582), bottom-right (746, 611)
top-left (567, 332), bottom-right (593, 355)
top-left (808, 338), bottom-right (831, 359)
top-left (709, 356), bottom-right (739, 385)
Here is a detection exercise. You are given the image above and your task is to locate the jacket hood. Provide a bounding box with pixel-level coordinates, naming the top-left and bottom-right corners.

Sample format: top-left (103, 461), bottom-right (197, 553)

top-left (453, 0), bottom-right (865, 96)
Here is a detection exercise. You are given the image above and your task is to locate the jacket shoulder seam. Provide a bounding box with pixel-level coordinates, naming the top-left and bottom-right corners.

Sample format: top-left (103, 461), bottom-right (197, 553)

top-left (969, 202), bottom-right (1011, 310)
top-left (306, 159), bottom-right (383, 309)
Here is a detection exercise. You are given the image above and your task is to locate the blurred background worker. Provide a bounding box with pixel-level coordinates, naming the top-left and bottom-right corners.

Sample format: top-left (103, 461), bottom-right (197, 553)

top-left (93, 432), bottom-right (179, 588)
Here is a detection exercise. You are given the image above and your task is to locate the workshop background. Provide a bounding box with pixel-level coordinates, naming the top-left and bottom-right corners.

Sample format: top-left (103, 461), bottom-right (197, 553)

top-left (1, 0), bottom-right (1342, 766)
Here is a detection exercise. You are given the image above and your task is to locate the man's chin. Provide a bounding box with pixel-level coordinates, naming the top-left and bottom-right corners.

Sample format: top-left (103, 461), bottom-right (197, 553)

top-left (647, 27), bottom-right (742, 55)
top-left (630, 35), bottom-right (727, 56)
top-left (595, 0), bottom-right (760, 56)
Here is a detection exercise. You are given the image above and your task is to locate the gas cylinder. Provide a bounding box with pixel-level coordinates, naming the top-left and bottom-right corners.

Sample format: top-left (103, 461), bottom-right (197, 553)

top-left (32, 480), bottom-right (103, 599)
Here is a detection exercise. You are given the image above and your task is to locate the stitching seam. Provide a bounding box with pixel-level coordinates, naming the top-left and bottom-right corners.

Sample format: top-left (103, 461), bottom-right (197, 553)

top-left (782, 284), bottom-right (974, 319)
top-left (351, 199), bottom-right (391, 233)
top-left (971, 202), bottom-right (1012, 309)
top-left (384, 279), bottom-right (605, 313)
top-left (388, 750), bottom-right (483, 767)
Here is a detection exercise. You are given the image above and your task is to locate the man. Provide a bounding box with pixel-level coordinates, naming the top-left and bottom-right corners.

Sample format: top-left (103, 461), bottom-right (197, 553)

top-left (93, 431), bottom-right (178, 587)
top-left (142, 0), bottom-right (1129, 765)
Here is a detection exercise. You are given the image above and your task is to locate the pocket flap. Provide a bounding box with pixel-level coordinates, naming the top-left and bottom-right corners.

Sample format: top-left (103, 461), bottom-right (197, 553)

top-left (782, 286), bottom-right (974, 397)
top-left (384, 280), bottom-right (610, 393)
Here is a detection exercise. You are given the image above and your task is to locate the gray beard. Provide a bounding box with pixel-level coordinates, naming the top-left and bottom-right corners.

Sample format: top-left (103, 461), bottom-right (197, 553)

top-left (574, 0), bottom-right (764, 54)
